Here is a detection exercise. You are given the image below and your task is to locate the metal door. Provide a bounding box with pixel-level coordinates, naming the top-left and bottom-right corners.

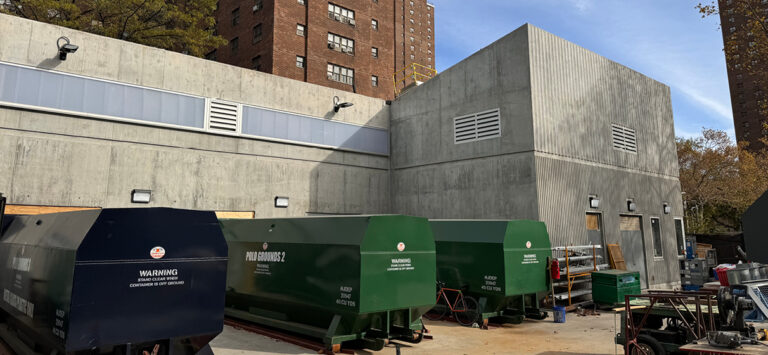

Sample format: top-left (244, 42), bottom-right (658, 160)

top-left (620, 215), bottom-right (648, 288)
top-left (586, 213), bottom-right (605, 260)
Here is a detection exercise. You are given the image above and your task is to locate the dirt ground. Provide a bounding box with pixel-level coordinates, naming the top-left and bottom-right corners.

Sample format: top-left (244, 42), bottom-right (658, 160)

top-left (210, 312), bottom-right (624, 355)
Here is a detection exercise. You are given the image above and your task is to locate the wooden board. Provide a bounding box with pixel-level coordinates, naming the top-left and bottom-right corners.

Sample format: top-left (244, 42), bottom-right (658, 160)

top-left (586, 214), bottom-right (600, 231)
top-left (5, 204), bottom-right (99, 215)
top-left (215, 211), bottom-right (255, 219)
top-left (607, 244), bottom-right (627, 270)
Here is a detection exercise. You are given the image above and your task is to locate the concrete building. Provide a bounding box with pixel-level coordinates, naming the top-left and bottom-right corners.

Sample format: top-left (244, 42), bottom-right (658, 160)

top-left (390, 25), bottom-right (684, 288)
top-left (0, 13), bottom-right (390, 217)
top-left (0, 15), bottom-right (682, 288)
top-left (718, 0), bottom-right (768, 149)
top-left (209, 0), bottom-right (436, 100)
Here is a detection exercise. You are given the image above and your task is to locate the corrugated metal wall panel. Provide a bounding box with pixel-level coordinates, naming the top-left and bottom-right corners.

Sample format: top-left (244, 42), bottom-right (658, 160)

top-left (528, 27), bottom-right (678, 178)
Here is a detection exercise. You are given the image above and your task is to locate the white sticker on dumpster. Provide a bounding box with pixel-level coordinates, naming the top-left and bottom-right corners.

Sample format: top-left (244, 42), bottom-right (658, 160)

top-left (387, 258), bottom-right (414, 272)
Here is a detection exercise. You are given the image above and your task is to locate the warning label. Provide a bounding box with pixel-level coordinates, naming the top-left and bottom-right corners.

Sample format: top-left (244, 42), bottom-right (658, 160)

top-left (254, 263), bottom-right (272, 275)
top-left (3, 288), bottom-right (34, 318)
top-left (129, 269), bottom-right (185, 288)
top-left (387, 258), bottom-right (414, 272)
top-left (522, 254), bottom-right (539, 265)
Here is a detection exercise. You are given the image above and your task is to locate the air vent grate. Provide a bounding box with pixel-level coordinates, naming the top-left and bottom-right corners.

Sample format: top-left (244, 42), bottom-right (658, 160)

top-left (206, 99), bottom-right (241, 134)
top-left (453, 108), bottom-right (501, 144)
top-left (611, 124), bottom-right (637, 153)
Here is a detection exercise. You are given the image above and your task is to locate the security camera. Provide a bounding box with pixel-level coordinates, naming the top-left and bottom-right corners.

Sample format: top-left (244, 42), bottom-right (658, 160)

top-left (57, 36), bottom-right (78, 60)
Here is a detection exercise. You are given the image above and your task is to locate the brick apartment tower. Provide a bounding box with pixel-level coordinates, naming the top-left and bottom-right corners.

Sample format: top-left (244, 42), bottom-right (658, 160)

top-left (718, 0), bottom-right (768, 149)
top-left (209, 0), bottom-right (436, 100)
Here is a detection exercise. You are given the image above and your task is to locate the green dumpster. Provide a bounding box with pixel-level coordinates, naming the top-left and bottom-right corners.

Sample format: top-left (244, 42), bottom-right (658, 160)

top-left (430, 219), bottom-right (552, 326)
top-left (220, 215), bottom-right (436, 351)
top-left (591, 270), bottom-right (641, 304)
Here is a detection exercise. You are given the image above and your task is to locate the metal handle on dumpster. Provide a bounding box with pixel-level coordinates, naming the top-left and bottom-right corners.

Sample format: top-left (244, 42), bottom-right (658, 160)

top-left (0, 193), bottom-right (6, 235)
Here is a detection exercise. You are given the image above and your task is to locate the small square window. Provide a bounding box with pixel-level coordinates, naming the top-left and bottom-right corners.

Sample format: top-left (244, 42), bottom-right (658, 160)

top-left (253, 24), bottom-right (263, 43)
top-left (231, 37), bottom-right (239, 53)
top-left (297, 24), bottom-right (305, 36)
top-left (232, 7), bottom-right (240, 26)
top-left (372, 19), bottom-right (378, 30)
top-left (252, 55), bottom-right (261, 70)
top-left (298, 0), bottom-right (305, 5)
top-left (372, 47), bottom-right (378, 58)
top-left (372, 75), bottom-right (378, 87)
top-left (253, 0), bottom-right (263, 12)
top-left (296, 56), bottom-right (305, 68)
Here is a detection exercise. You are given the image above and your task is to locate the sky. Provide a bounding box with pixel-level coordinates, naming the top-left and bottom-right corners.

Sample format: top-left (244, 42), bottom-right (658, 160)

top-left (433, 0), bottom-right (733, 139)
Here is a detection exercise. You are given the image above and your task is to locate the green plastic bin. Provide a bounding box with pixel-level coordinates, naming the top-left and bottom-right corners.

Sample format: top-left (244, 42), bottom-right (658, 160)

top-left (591, 270), bottom-right (641, 304)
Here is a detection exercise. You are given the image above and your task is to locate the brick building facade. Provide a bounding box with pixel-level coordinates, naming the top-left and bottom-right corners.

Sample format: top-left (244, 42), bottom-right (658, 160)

top-left (718, 0), bottom-right (768, 149)
top-left (210, 0), bottom-right (435, 99)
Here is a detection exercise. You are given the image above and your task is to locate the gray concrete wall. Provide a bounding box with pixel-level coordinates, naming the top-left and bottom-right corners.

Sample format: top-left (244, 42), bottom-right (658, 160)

top-left (528, 26), bottom-right (679, 177)
top-left (528, 26), bottom-right (682, 287)
top-left (0, 14), bottom-right (390, 216)
top-left (535, 155), bottom-right (683, 287)
top-left (390, 25), bottom-right (538, 219)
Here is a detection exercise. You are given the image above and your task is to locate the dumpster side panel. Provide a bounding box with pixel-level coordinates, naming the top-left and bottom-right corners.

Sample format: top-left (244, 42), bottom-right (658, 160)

top-left (435, 241), bottom-right (506, 297)
top-left (221, 218), bottom-right (363, 330)
top-left (359, 216), bottom-right (435, 314)
top-left (66, 209), bottom-right (228, 351)
top-left (0, 211), bottom-right (99, 352)
top-left (503, 220), bottom-right (552, 295)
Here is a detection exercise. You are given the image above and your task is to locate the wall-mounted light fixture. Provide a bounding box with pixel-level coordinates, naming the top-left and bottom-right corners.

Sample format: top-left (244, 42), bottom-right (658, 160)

top-left (663, 203), bottom-right (671, 214)
top-left (131, 189), bottom-right (152, 204)
top-left (274, 196), bottom-right (289, 208)
top-left (627, 199), bottom-right (636, 212)
top-left (589, 196), bottom-right (600, 209)
top-left (333, 96), bottom-right (354, 112)
top-left (57, 36), bottom-right (79, 61)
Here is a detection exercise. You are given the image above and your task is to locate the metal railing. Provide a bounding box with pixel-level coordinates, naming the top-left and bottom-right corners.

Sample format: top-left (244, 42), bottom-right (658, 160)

top-left (392, 62), bottom-right (437, 97)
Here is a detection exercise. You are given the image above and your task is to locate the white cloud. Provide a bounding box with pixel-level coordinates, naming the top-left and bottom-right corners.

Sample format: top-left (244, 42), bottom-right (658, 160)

top-left (675, 84), bottom-right (733, 124)
top-left (568, 0), bottom-right (592, 13)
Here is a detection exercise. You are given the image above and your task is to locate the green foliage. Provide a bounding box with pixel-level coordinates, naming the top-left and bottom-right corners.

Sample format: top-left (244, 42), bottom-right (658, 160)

top-left (1, 0), bottom-right (226, 57)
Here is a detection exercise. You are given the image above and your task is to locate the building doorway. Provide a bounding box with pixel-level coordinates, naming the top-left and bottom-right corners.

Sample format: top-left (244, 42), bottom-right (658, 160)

top-left (620, 215), bottom-right (649, 288)
top-left (586, 212), bottom-right (606, 261)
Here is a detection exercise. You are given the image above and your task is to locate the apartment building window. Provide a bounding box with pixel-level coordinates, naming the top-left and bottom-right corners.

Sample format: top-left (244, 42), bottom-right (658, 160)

top-left (231, 37), bottom-right (239, 54)
top-left (372, 19), bottom-right (378, 31)
top-left (296, 56), bottom-right (305, 68)
top-left (328, 3), bottom-right (355, 25)
top-left (232, 7), bottom-right (240, 26)
top-left (205, 50), bottom-right (216, 60)
top-left (410, 36), bottom-right (414, 42)
top-left (298, 0), bottom-right (305, 4)
top-left (328, 33), bottom-right (354, 54)
top-left (371, 75), bottom-right (378, 87)
top-left (297, 24), bottom-right (305, 36)
top-left (252, 55), bottom-right (261, 70)
top-left (409, 28), bottom-right (414, 33)
top-left (409, 9), bottom-right (414, 15)
top-left (371, 47), bottom-right (378, 58)
top-left (409, 1), bottom-right (414, 6)
top-left (327, 63), bottom-right (354, 85)
top-left (409, 18), bottom-right (414, 24)
top-left (253, 24), bottom-right (263, 43)
top-left (410, 45), bottom-right (414, 51)
top-left (253, 0), bottom-right (263, 12)
top-left (410, 54), bottom-right (415, 60)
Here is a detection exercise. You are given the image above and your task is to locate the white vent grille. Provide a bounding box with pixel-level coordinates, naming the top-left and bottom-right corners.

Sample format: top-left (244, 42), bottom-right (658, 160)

top-left (453, 108), bottom-right (501, 144)
top-left (206, 99), bottom-right (242, 134)
top-left (611, 124), bottom-right (637, 153)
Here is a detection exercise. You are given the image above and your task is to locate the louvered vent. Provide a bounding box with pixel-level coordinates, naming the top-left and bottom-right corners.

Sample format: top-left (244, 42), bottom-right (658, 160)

top-left (611, 124), bottom-right (637, 153)
top-left (206, 99), bottom-right (241, 133)
top-left (453, 108), bottom-right (501, 144)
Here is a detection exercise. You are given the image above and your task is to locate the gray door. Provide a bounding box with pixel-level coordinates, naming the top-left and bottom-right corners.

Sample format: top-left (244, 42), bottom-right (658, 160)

top-left (620, 215), bottom-right (648, 288)
top-left (586, 213), bottom-right (606, 260)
